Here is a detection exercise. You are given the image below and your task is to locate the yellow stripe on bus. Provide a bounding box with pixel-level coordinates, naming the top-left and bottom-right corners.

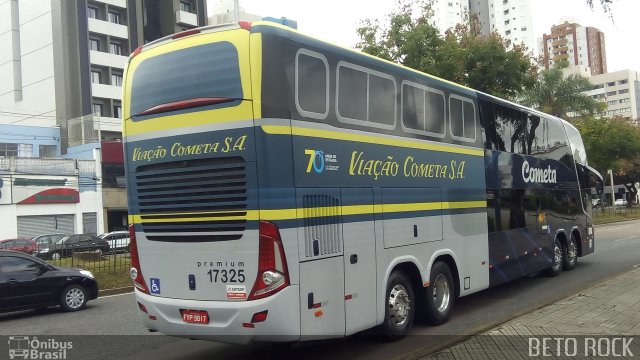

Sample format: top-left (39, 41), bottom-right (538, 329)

top-left (129, 200), bottom-right (487, 224)
top-left (261, 125), bottom-right (485, 157)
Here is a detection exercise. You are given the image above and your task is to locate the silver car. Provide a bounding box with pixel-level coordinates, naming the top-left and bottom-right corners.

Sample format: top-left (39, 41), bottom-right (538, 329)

top-left (99, 231), bottom-right (130, 253)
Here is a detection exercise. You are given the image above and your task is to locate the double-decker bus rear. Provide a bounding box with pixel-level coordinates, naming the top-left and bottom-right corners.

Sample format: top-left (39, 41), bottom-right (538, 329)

top-left (123, 24), bottom-right (298, 343)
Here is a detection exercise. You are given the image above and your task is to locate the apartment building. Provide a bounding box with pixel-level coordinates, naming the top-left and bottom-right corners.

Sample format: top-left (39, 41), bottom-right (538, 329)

top-left (0, 0), bottom-right (207, 233)
top-left (538, 20), bottom-right (607, 75)
top-left (585, 70), bottom-right (640, 120)
top-left (470, 0), bottom-right (535, 52)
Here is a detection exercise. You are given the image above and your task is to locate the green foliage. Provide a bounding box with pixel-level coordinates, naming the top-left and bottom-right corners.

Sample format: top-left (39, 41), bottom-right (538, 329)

top-left (520, 61), bottom-right (603, 119)
top-left (355, 0), bottom-right (537, 100)
top-left (572, 116), bottom-right (640, 178)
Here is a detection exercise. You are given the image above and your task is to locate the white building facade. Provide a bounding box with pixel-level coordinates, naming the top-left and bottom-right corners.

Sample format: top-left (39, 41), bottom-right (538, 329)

top-left (584, 70), bottom-right (640, 120)
top-left (470, 0), bottom-right (535, 53)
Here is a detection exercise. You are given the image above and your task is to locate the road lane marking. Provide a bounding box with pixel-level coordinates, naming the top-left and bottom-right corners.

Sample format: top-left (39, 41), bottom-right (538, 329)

top-left (99, 292), bottom-right (134, 299)
top-left (614, 236), bottom-right (639, 242)
top-left (601, 225), bottom-right (635, 232)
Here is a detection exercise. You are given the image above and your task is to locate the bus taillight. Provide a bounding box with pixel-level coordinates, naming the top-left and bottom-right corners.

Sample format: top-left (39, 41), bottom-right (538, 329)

top-left (129, 224), bottom-right (150, 294)
top-left (248, 221), bottom-right (290, 300)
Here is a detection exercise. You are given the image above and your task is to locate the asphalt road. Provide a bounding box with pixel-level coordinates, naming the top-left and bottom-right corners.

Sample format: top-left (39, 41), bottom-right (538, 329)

top-left (2, 220), bottom-right (640, 360)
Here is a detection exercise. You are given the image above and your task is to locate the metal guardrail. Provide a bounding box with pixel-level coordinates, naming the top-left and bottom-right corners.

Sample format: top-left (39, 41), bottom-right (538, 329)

top-left (41, 248), bottom-right (130, 273)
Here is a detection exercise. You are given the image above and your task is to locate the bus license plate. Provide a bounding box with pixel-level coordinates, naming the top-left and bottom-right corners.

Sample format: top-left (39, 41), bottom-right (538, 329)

top-left (181, 309), bottom-right (209, 324)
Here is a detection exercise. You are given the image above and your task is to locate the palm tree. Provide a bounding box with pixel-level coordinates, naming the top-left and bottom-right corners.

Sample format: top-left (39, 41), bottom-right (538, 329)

top-left (520, 61), bottom-right (603, 120)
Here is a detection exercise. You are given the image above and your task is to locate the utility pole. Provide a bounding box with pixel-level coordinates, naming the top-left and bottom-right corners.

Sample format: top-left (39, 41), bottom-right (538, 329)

top-left (607, 169), bottom-right (615, 207)
top-left (234, 0), bottom-right (240, 22)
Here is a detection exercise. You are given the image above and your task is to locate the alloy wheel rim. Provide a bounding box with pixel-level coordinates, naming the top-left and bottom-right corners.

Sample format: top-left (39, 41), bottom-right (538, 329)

top-left (553, 243), bottom-right (562, 270)
top-left (388, 284), bottom-right (411, 326)
top-left (433, 274), bottom-right (451, 313)
top-left (567, 240), bottom-right (577, 264)
top-left (65, 288), bottom-right (85, 309)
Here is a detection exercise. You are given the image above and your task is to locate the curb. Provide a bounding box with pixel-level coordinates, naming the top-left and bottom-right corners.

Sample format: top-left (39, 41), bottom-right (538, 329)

top-left (99, 286), bottom-right (134, 297)
top-left (400, 266), bottom-right (640, 360)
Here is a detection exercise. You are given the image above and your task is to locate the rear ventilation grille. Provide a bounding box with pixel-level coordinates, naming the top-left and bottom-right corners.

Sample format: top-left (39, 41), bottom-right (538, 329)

top-left (135, 157), bottom-right (247, 242)
top-left (302, 195), bottom-right (342, 258)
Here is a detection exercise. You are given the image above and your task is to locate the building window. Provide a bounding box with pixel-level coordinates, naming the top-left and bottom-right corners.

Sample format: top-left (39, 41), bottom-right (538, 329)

top-left (39, 145), bottom-right (57, 157)
top-left (88, 6), bottom-right (98, 19)
top-left (606, 82), bottom-right (615, 87)
top-left (113, 105), bottom-right (122, 118)
top-left (108, 11), bottom-right (121, 24)
top-left (109, 42), bottom-right (123, 55)
top-left (91, 71), bottom-right (101, 84)
top-left (504, 20), bottom-right (510, 25)
top-left (180, 1), bottom-right (193, 12)
top-left (618, 79), bottom-right (628, 85)
top-left (111, 73), bottom-right (123, 87)
top-left (505, 30), bottom-right (511, 35)
top-left (606, 91), bottom-right (616, 96)
top-left (521, 27), bottom-right (526, 31)
top-left (619, 89), bottom-right (629, 94)
top-left (620, 98), bottom-right (630, 104)
top-left (89, 39), bottom-right (100, 51)
top-left (503, 9), bottom-right (509, 14)
top-left (92, 103), bottom-right (103, 116)
top-left (0, 143), bottom-right (19, 157)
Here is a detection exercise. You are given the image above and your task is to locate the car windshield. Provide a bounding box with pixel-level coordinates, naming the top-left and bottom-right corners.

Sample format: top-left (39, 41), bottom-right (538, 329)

top-left (55, 236), bottom-right (71, 244)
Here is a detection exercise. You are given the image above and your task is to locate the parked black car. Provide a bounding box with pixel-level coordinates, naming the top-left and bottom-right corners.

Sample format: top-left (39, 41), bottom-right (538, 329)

top-left (0, 250), bottom-right (99, 313)
top-left (34, 234), bottom-right (110, 261)
top-left (32, 233), bottom-right (68, 253)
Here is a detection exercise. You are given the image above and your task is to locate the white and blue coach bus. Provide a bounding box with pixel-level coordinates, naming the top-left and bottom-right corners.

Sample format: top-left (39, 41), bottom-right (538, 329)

top-left (122, 21), bottom-right (603, 343)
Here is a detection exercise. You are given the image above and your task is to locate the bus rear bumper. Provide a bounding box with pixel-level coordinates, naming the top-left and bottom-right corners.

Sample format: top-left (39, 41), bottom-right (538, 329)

top-left (135, 285), bottom-right (301, 344)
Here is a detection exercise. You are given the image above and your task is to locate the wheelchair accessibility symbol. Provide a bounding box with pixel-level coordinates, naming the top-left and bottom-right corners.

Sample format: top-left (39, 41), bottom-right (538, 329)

top-left (150, 278), bottom-right (161, 294)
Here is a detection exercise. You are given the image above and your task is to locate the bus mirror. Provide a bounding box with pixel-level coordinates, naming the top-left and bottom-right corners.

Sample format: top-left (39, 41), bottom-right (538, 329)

top-left (586, 165), bottom-right (604, 194)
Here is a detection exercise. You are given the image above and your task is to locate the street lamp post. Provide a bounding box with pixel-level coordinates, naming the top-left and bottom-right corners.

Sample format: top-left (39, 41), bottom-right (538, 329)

top-left (607, 169), bottom-right (615, 208)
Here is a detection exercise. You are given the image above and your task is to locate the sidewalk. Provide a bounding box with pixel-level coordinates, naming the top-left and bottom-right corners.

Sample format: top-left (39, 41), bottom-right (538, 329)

top-left (423, 267), bottom-right (640, 359)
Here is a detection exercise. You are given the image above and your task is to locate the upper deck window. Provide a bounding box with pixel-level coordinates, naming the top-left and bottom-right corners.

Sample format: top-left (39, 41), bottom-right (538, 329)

top-left (336, 62), bottom-right (396, 129)
top-left (401, 81), bottom-right (445, 137)
top-left (449, 95), bottom-right (476, 142)
top-left (130, 41), bottom-right (242, 118)
top-left (295, 49), bottom-right (329, 120)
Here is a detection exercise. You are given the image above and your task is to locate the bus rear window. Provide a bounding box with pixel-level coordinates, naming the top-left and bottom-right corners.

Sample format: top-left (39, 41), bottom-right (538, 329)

top-left (130, 41), bottom-right (243, 117)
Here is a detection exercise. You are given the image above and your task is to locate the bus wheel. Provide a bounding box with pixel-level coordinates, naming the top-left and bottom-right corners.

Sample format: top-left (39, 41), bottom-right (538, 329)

top-left (381, 271), bottom-right (415, 340)
top-left (423, 261), bottom-right (455, 325)
top-left (563, 234), bottom-right (578, 271)
top-left (544, 238), bottom-right (564, 277)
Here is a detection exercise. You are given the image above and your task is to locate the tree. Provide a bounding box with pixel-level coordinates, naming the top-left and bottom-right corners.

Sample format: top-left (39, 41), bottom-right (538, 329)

top-left (519, 61), bottom-right (603, 119)
top-left (573, 116), bottom-right (640, 203)
top-left (355, 1), bottom-right (537, 100)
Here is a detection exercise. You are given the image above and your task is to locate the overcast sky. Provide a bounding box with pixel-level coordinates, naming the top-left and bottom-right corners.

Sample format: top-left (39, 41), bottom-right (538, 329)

top-left (208, 0), bottom-right (640, 73)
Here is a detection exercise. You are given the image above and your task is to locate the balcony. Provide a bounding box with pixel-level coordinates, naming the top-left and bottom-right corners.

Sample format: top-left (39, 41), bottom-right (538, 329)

top-left (97, 116), bottom-right (122, 133)
top-left (88, 18), bottom-right (128, 39)
top-left (176, 10), bottom-right (198, 27)
top-left (92, 83), bottom-right (122, 100)
top-left (94, 0), bottom-right (127, 8)
top-left (89, 50), bottom-right (127, 69)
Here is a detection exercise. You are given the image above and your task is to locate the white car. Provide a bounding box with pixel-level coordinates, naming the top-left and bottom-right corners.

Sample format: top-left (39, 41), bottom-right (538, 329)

top-left (99, 231), bottom-right (130, 253)
top-left (614, 199), bottom-right (628, 207)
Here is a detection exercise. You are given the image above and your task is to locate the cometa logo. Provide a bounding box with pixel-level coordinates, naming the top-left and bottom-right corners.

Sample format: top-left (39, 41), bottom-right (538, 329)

top-left (522, 160), bottom-right (557, 184)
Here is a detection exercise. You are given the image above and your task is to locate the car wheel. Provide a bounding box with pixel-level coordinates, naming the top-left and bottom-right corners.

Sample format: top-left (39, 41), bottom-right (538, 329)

top-left (51, 252), bottom-right (61, 261)
top-left (421, 261), bottom-right (455, 325)
top-left (94, 248), bottom-right (103, 257)
top-left (380, 271), bottom-right (415, 340)
top-left (544, 238), bottom-right (564, 277)
top-left (60, 284), bottom-right (87, 312)
top-left (563, 234), bottom-right (578, 271)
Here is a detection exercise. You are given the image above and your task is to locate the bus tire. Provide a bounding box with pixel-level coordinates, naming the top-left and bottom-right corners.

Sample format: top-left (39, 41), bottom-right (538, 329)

top-left (380, 271), bottom-right (415, 340)
top-left (544, 238), bottom-right (564, 277)
top-left (563, 234), bottom-right (578, 271)
top-left (422, 261), bottom-right (455, 326)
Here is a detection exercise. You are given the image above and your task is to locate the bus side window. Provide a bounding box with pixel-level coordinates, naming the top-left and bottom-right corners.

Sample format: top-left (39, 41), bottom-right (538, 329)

top-left (479, 100), bottom-right (498, 150)
top-left (401, 81), bottom-right (445, 138)
top-left (295, 49), bottom-right (329, 120)
top-left (449, 95), bottom-right (476, 142)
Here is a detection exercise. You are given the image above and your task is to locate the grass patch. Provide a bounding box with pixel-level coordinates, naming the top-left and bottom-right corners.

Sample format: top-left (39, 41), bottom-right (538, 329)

top-left (593, 207), bottom-right (640, 225)
top-left (47, 254), bottom-right (132, 290)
